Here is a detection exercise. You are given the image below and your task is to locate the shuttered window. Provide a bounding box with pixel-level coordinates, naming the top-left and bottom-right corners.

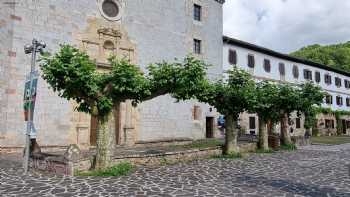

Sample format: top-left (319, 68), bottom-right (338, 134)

top-left (292, 65), bottom-right (299, 79)
top-left (315, 71), bottom-right (321, 83)
top-left (193, 39), bottom-right (201, 54)
top-left (263, 59), bottom-right (271, 73)
top-left (325, 74), bottom-right (332, 85)
top-left (279, 63), bottom-right (285, 76)
top-left (325, 95), bottom-right (333, 104)
top-left (194, 4), bottom-right (201, 21)
top-left (303, 69), bottom-right (312, 80)
top-left (228, 49), bottom-right (237, 65)
top-left (346, 98), bottom-right (350, 107)
top-left (345, 80), bottom-right (350, 89)
top-left (336, 96), bottom-right (343, 106)
top-left (247, 54), bottom-right (255, 68)
top-left (335, 77), bottom-right (342, 87)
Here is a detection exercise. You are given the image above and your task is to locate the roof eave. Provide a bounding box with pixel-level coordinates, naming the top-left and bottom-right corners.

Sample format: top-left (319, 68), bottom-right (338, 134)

top-left (223, 36), bottom-right (350, 77)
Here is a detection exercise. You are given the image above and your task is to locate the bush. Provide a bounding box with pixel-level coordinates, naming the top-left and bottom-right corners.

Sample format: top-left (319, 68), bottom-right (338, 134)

top-left (76, 162), bottom-right (134, 177)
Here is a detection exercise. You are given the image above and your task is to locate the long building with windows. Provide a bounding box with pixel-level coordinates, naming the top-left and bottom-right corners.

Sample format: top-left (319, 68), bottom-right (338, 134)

top-left (223, 36), bottom-right (350, 136)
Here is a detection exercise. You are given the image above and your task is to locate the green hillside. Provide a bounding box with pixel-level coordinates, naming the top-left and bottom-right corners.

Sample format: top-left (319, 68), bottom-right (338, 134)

top-left (290, 41), bottom-right (350, 72)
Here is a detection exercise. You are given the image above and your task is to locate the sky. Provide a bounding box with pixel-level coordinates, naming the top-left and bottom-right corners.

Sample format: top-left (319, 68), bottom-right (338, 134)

top-left (223, 0), bottom-right (350, 53)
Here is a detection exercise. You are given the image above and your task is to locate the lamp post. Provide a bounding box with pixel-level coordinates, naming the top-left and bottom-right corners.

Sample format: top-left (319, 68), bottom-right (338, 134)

top-left (23, 39), bottom-right (46, 174)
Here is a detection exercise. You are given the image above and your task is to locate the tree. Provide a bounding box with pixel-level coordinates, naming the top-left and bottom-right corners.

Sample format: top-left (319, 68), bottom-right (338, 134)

top-left (197, 67), bottom-right (256, 155)
top-left (291, 42), bottom-right (350, 72)
top-left (40, 45), bottom-right (209, 169)
top-left (250, 82), bottom-right (281, 151)
top-left (275, 84), bottom-right (301, 145)
top-left (297, 82), bottom-right (325, 136)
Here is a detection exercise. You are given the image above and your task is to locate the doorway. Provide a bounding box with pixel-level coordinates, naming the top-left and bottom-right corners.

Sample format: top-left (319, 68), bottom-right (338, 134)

top-left (90, 106), bottom-right (122, 146)
top-left (342, 119), bottom-right (347, 134)
top-left (206, 117), bottom-right (214, 138)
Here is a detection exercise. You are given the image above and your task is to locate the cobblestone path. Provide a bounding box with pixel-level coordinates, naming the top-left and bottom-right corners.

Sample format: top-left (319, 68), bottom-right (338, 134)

top-left (1, 145), bottom-right (350, 197)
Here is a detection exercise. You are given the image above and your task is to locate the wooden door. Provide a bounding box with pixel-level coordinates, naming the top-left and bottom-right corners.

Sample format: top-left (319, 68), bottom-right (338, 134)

top-left (90, 116), bottom-right (98, 146)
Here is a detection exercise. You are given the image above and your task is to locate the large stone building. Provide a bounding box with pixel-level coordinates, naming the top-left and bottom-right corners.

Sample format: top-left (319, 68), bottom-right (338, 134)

top-left (0, 0), bottom-right (224, 151)
top-left (223, 36), bottom-right (350, 136)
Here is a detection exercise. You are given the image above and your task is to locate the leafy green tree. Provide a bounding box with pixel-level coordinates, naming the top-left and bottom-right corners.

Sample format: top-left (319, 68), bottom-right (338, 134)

top-left (297, 83), bottom-right (325, 136)
top-left (275, 84), bottom-right (301, 145)
top-left (250, 82), bottom-right (281, 151)
top-left (291, 42), bottom-right (350, 72)
top-left (197, 67), bottom-right (256, 155)
top-left (40, 45), bottom-right (209, 169)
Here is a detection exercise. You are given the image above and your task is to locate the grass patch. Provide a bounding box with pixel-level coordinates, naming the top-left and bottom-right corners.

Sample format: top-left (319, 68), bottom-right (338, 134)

top-left (311, 136), bottom-right (350, 145)
top-left (255, 149), bottom-right (275, 154)
top-left (279, 144), bottom-right (297, 151)
top-left (175, 139), bottom-right (224, 149)
top-left (211, 152), bottom-right (243, 160)
top-left (76, 162), bottom-right (134, 177)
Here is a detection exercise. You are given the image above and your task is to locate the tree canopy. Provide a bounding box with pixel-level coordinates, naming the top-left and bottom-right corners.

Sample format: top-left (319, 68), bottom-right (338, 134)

top-left (198, 67), bottom-right (256, 118)
top-left (40, 45), bottom-right (210, 119)
top-left (290, 41), bottom-right (350, 72)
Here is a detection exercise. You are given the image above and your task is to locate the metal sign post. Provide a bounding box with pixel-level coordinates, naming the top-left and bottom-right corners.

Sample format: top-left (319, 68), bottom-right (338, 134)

top-left (23, 39), bottom-right (46, 174)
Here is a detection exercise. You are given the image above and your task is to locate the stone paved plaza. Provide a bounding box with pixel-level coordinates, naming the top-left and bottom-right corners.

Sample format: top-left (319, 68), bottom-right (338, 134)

top-left (1, 144), bottom-right (350, 197)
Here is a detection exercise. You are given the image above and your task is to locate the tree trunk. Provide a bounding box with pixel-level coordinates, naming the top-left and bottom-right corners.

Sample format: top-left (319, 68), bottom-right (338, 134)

top-left (280, 113), bottom-right (292, 145)
top-left (224, 114), bottom-right (239, 155)
top-left (258, 117), bottom-right (269, 150)
top-left (93, 110), bottom-right (116, 170)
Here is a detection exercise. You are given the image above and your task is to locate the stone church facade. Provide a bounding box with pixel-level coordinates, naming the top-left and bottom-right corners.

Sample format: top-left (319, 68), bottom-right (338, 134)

top-left (0, 0), bottom-right (224, 150)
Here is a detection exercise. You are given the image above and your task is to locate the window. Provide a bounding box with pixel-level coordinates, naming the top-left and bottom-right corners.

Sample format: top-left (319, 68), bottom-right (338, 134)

top-left (296, 118), bottom-right (301, 129)
top-left (325, 95), bottom-right (333, 105)
top-left (303, 69), bottom-right (312, 80)
top-left (325, 119), bottom-right (335, 129)
top-left (102, 0), bottom-right (119, 18)
top-left (249, 117), bottom-right (256, 129)
top-left (315, 71), bottom-right (321, 83)
top-left (279, 63), bottom-right (285, 76)
top-left (345, 80), bottom-right (350, 89)
top-left (193, 4), bottom-right (201, 21)
top-left (336, 96), bottom-right (343, 106)
top-left (325, 74), bottom-right (332, 85)
top-left (247, 54), bottom-right (255, 68)
top-left (335, 77), bottom-right (342, 87)
top-left (292, 65), bottom-right (299, 79)
top-left (263, 59), bottom-right (271, 73)
top-left (347, 98), bottom-right (350, 107)
top-left (193, 39), bottom-right (201, 54)
top-left (228, 49), bottom-right (237, 65)
top-left (99, 0), bottom-right (122, 21)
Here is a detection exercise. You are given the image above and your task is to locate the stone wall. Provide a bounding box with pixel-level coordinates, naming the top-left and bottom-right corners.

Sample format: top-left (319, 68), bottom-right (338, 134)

top-left (0, 0), bottom-right (223, 148)
top-left (315, 113), bottom-right (337, 136)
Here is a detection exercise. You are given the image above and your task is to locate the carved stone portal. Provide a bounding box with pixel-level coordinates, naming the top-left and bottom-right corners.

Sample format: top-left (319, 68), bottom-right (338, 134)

top-left (71, 18), bottom-right (138, 148)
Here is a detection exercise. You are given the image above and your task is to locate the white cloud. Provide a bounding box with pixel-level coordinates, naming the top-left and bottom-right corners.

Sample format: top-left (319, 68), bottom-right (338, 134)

top-left (223, 0), bottom-right (350, 53)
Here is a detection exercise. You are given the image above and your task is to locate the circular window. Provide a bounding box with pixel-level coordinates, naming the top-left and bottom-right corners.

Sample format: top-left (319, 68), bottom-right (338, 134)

top-left (99, 0), bottom-right (122, 21)
top-left (102, 0), bottom-right (119, 18)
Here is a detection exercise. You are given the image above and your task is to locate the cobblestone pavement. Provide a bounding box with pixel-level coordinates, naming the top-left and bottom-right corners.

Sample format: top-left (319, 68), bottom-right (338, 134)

top-left (1, 145), bottom-right (350, 197)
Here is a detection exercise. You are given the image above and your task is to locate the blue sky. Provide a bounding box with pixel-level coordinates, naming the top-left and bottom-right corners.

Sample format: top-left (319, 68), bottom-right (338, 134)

top-left (223, 0), bottom-right (350, 53)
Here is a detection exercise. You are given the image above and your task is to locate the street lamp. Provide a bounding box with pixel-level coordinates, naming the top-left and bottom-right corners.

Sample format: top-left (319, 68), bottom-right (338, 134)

top-left (23, 39), bottom-right (46, 174)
